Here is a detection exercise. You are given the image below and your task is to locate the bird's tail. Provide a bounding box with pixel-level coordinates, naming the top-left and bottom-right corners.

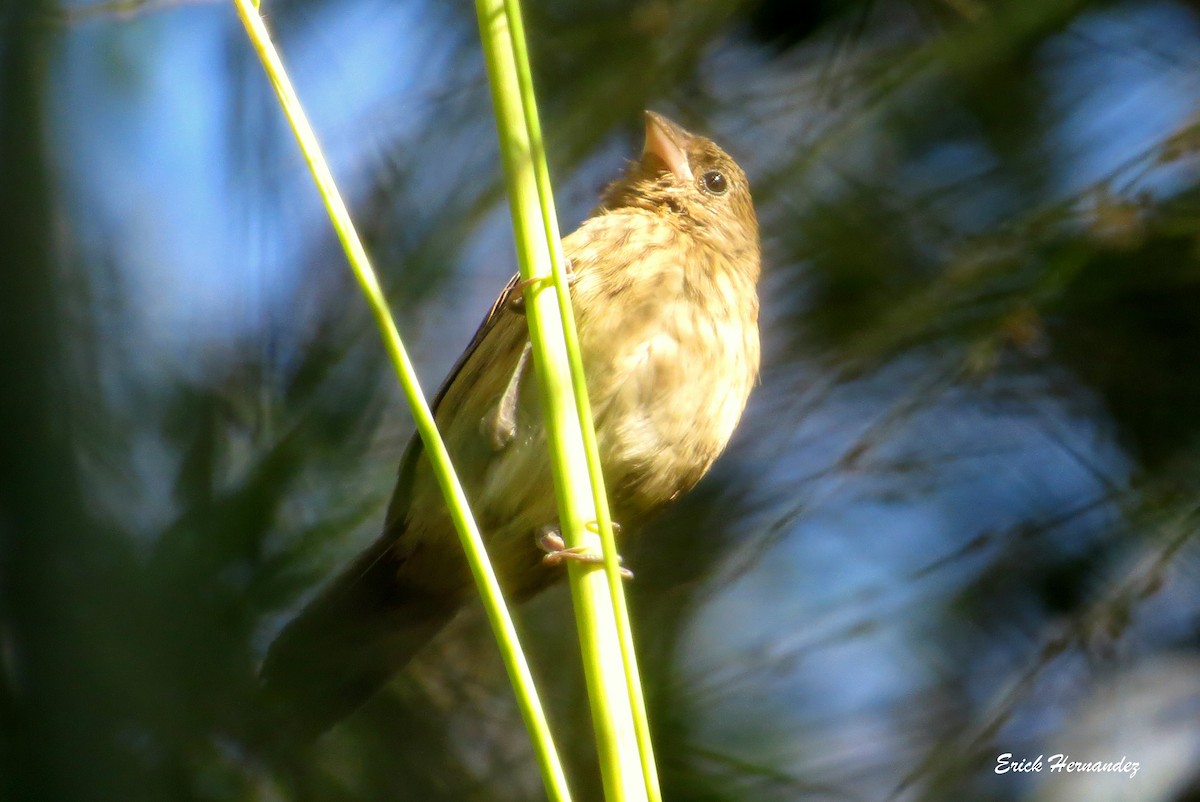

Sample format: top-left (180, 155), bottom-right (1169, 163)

top-left (259, 530), bottom-right (458, 744)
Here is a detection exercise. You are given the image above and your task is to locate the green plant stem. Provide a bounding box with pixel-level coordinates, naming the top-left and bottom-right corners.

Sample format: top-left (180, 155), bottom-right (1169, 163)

top-left (230, 3), bottom-right (570, 799)
top-left (501, 3), bottom-right (660, 796)
top-left (475, 0), bottom-right (659, 799)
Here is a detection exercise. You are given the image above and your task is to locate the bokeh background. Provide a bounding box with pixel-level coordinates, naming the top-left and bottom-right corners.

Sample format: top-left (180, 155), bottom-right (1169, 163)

top-left (4, 0), bottom-right (1200, 800)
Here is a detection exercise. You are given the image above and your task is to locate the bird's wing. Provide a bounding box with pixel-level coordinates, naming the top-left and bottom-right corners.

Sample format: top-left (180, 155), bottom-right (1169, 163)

top-left (386, 272), bottom-right (524, 525)
top-left (431, 272), bottom-right (523, 415)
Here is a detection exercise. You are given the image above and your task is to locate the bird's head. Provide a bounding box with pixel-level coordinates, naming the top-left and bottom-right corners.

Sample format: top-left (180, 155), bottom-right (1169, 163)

top-left (601, 111), bottom-right (758, 257)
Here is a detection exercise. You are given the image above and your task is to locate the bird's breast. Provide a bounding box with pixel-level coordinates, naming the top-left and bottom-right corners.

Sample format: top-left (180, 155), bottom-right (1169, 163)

top-left (574, 240), bottom-right (760, 515)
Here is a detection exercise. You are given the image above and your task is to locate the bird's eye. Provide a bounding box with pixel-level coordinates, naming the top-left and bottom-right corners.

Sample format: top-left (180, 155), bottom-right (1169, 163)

top-left (701, 170), bottom-right (728, 195)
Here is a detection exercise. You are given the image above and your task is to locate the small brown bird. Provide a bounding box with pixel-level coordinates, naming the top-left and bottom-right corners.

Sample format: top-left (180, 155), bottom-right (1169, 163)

top-left (261, 111), bottom-right (760, 739)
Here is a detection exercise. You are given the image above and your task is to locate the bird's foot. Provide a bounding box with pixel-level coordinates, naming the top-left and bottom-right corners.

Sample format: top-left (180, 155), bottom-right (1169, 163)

top-left (538, 528), bottom-right (632, 579)
top-left (506, 260), bottom-right (576, 313)
top-left (584, 519), bottom-right (622, 536)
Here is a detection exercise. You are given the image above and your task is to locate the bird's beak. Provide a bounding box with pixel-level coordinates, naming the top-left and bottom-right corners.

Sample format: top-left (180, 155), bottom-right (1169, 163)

top-left (644, 111), bottom-right (694, 183)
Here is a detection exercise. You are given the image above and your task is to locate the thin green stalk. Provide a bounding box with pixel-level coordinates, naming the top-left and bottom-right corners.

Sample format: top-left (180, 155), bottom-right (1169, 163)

top-left (501, 2), bottom-right (660, 796)
top-left (475, 0), bottom-right (659, 799)
top-left (230, 3), bottom-right (570, 800)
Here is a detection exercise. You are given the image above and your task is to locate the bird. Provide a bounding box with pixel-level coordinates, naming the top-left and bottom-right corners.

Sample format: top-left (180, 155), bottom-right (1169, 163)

top-left (260, 111), bottom-right (761, 742)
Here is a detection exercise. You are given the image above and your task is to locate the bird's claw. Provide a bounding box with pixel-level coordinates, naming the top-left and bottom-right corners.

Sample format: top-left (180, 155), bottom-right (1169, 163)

top-left (538, 529), bottom-right (633, 579)
top-left (506, 261), bottom-right (576, 314)
top-left (584, 519), bottom-right (622, 535)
